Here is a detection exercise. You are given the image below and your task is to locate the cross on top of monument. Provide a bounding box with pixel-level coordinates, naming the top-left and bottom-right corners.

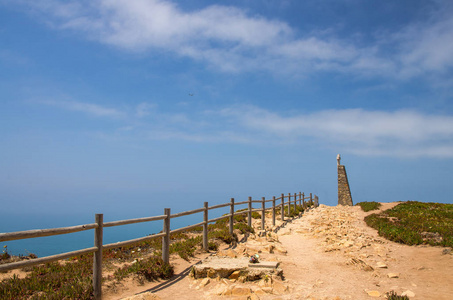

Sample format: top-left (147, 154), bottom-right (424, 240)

top-left (337, 154), bottom-right (341, 166)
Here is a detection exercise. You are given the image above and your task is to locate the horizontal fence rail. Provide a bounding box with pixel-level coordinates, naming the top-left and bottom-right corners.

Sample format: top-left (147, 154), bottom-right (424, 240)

top-left (0, 191), bottom-right (319, 299)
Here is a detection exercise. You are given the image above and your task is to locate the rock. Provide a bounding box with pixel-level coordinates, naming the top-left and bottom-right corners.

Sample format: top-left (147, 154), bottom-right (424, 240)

top-left (121, 292), bottom-right (162, 300)
top-left (272, 281), bottom-right (288, 294)
top-left (192, 257), bottom-right (248, 279)
top-left (249, 294), bottom-right (260, 300)
top-left (207, 269), bottom-right (216, 278)
top-left (258, 278), bottom-right (273, 288)
top-left (376, 262), bottom-right (388, 268)
top-left (366, 290), bottom-right (381, 297)
top-left (402, 290), bottom-right (416, 297)
top-left (348, 258), bottom-right (374, 271)
top-left (274, 246), bottom-right (287, 255)
top-left (344, 241), bottom-right (354, 247)
top-left (229, 270), bottom-right (242, 280)
top-left (199, 278), bottom-right (210, 287)
top-left (387, 273), bottom-right (399, 278)
top-left (231, 286), bottom-right (251, 296)
top-left (248, 261), bottom-right (280, 269)
top-left (442, 248), bottom-right (452, 255)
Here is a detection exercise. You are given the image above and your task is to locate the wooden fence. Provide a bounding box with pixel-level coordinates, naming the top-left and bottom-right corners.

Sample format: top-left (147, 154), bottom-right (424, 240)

top-left (0, 192), bottom-right (319, 299)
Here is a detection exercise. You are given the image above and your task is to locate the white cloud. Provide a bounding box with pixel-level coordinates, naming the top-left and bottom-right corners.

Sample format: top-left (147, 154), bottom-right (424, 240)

top-left (217, 105), bottom-right (453, 158)
top-left (40, 100), bottom-right (124, 118)
top-left (6, 0), bottom-right (453, 80)
top-left (37, 98), bottom-right (453, 158)
top-left (393, 8), bottom-right (453, 78)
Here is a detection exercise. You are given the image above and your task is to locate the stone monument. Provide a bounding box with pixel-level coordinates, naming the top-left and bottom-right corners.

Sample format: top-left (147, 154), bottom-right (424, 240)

top-left (337, 154), bottom-right (353, 206)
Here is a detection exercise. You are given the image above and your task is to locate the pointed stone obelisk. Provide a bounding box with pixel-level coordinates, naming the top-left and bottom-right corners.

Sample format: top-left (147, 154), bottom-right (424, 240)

top-left (337, 154), bottom-right (353, 206)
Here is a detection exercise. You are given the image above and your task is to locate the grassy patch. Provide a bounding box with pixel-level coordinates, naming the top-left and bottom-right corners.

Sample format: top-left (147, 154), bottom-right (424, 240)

top-left (0, 205), bottom-right (282, 299)
top-left (386, 290), bottom-right (409, 300)
top-left (356, 201), bottom-right (382, 212)
top-left (0, 255), bottom-right (94, 299)
top-left (113, 255), bottom-right (173, 282)
top-left (169, 236), bottom-right (202, 261)
top-left (233, 222), bottom-right (255, 234)
top-left (365, 201), bottom-right (453, 248)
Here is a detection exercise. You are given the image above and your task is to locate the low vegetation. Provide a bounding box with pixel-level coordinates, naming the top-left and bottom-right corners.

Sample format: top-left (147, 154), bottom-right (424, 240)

top-left (386, 290), bottom-right (409, 300)
top-left (356, 201), bottom-right (382, 212)
top-left (0, 255), bottom-right (94, 299)
top-left (1, 203), bottom-right (293, 299)
top-left (113, 255), bottom-right (173, 282)
top-left (365, 201), bottom-right (453, 248)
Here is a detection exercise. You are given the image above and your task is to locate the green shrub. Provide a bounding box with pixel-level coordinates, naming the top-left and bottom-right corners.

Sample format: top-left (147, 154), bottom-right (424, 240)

top-left (0, 256), bottom-right (93, 299)
top-left (233, 222), bottom-right (255, 234)
top-left (365, 201), bottom-right (453, 248)
top-left (386, 290), bottom-right (409, 300)
top-left (208, 242), bottom-right (218, 251)
top-left (208, 228), bottom-right (237, 244)
top-left (356, 201), bottom-right (382, 212)
top-left (169, 236), bottom-right (202, 261)
top-left (114, 255), bottom-right (173, 281)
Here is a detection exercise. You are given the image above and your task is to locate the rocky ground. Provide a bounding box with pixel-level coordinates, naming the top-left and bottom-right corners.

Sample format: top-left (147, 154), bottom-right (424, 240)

top-left (107, 203), bottom-right (453, 299)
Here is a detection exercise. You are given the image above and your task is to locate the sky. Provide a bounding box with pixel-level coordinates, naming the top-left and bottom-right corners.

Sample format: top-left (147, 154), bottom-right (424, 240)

top-left (1, 0), bottom-right (453, 221)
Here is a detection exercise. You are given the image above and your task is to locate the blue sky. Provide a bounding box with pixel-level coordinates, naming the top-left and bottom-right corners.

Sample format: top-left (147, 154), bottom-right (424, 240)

top-left (1, 0), bottom-right (453, 219)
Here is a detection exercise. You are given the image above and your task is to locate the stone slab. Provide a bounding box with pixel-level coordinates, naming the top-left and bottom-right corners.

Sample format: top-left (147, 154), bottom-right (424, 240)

top-left (191, 257), bottom-right (283, 280)
top-left (248, 261), bottom-right (280, 269)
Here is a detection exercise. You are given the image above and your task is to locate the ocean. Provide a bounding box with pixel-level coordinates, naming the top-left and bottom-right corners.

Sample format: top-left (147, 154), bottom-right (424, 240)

top-left (0, 205), bottom-right (232, 258)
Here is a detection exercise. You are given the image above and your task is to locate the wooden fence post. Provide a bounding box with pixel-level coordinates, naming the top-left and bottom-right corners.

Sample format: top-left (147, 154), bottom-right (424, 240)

top-left (293, 193), bottom-right (297, 213)
top-left (310, 193), bottom-right (313, 206)
top-left (248, 197), bottom-right (252, 227)
top-left (302, 192), bottom-right (305, 209)
top-left (281, 193), bottom-right (285, 221)
top-left (287, 193), bottom-right (291, 216)
top-left (272, 196), bottom-right (276, 226)
top-left (229, 198), bottom-right (234, 236)
top-left (203, 202), bottom-right (208, 251)
top-left (162, 208), bottom-right (171, 264)
top-left (261, 197), bottom-right (265, 230)
top-left (299, 192), bottom-right (302, 208)
top-left (93, 214), bottom-right (103, 300)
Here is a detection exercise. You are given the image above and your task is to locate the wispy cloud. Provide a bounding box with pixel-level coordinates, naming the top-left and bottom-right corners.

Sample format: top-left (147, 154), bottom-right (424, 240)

top-left (40, 99), bottom-right (125, 118)
top-left (39, 99), bottom-right (453, 158)
top-left (218, 105), bottom-right (453, 158)
top-left (7, 0), bottom-right (453, 81)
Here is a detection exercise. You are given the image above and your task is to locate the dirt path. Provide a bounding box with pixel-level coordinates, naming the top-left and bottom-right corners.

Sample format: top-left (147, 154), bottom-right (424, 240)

top-left (106, 204), bottom-right (453, 299)
top-left (276, 204), bottom-right (453, 299)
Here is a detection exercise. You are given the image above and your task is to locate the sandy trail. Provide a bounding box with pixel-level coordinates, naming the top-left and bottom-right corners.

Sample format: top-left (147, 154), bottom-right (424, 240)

top-left (102, 203), bottom-right (453, 299)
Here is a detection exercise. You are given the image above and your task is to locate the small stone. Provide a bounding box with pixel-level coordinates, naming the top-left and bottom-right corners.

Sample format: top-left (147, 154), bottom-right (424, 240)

top-left (366, 290), bottom-right (381, 297)
top-left (199, 278), bottom-right (210, 287)
top-left (253, 287), bottom-right (267, 296)
top-left (387, 273), bottom-right (399, 278)
top-left (249, 294), bottom-right (260, 300)
top-left (274, 246), bottom-right (287, 255)
top-left (229, 271), bottom-right (241, 280)
top-left (376, 262), bottom-right (387, 268)
top-left (207, 269), bottom-right (216, 278)
top-left (442, 248), bottom-right (452, 255)
top-left (272, 281), bottom-right (288, 294)
top-left (344, 241), bottom-right (354, 247)
top-left (402, 290), bottom-right (416, 297)
top-left (231, 286), bottom-right (251, 296)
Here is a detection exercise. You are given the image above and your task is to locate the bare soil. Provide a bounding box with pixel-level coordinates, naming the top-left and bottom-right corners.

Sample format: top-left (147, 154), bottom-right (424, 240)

top-left (106, 203), bottom-right (453, 299)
